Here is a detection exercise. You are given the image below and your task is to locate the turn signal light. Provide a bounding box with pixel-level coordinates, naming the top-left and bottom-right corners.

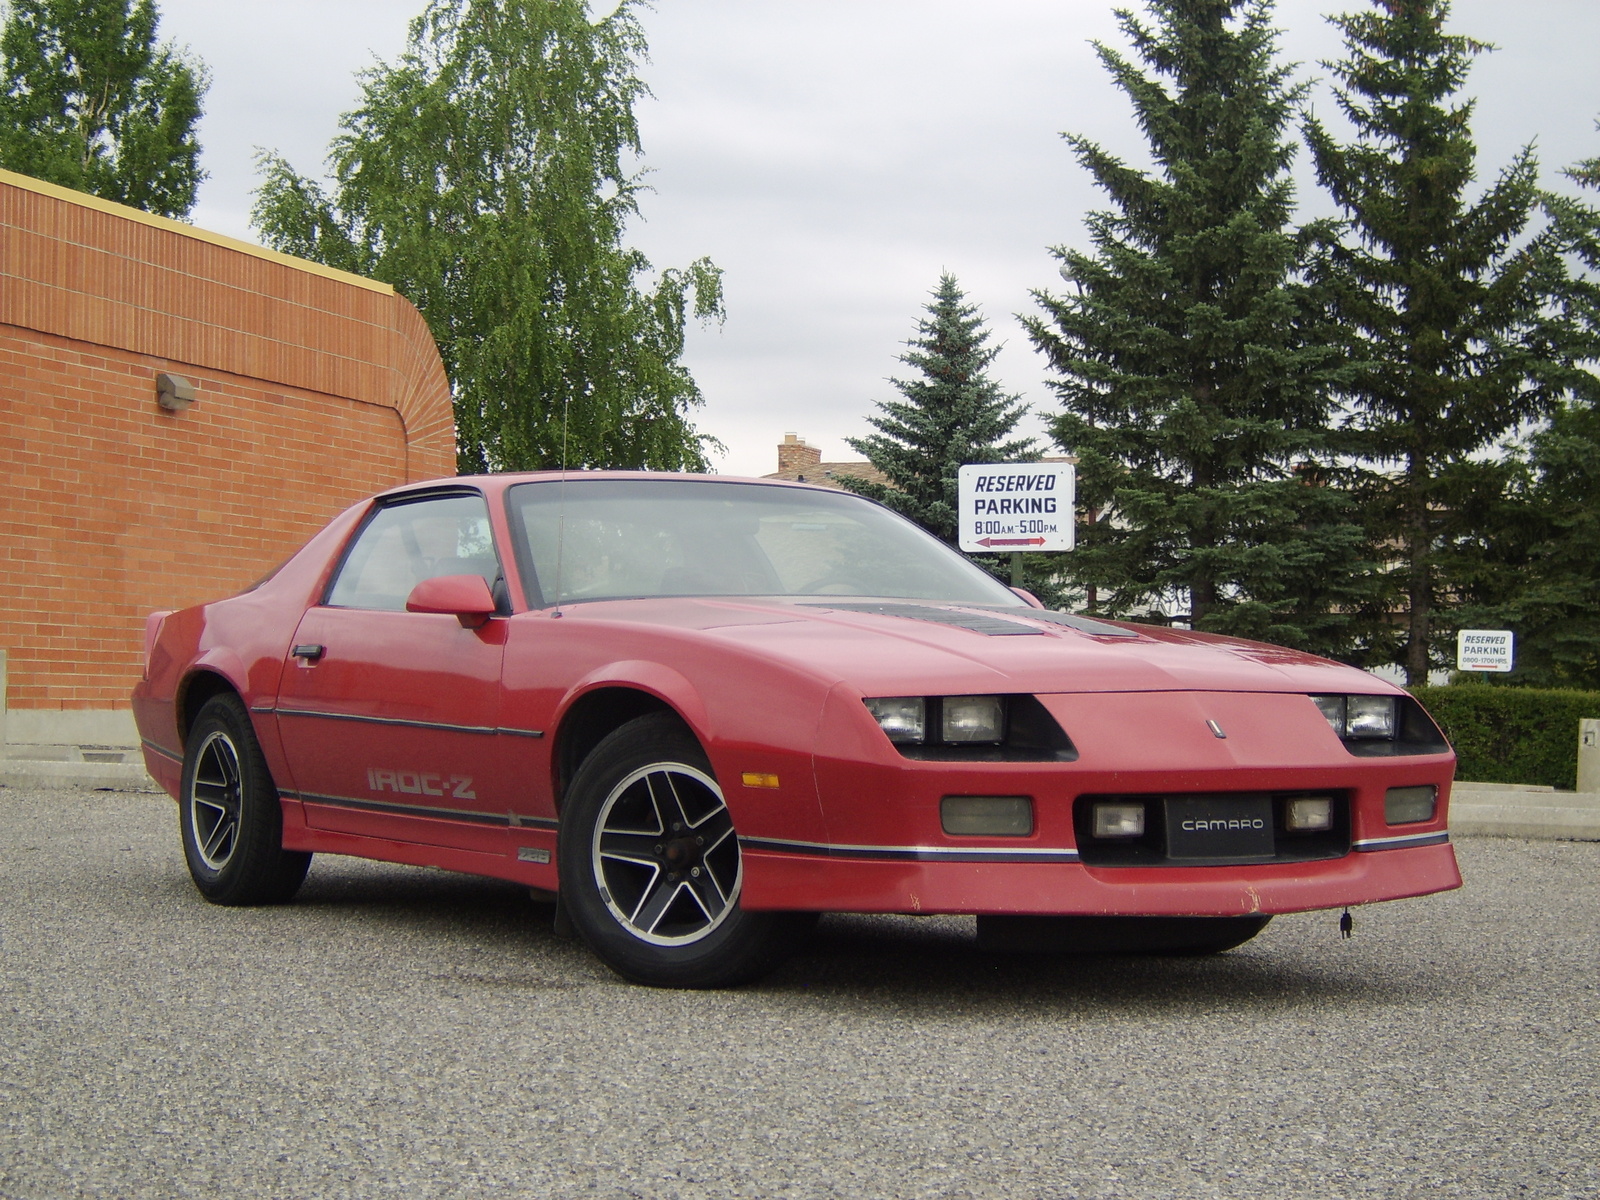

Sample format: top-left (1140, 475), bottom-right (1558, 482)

top-left (1385, 785), bottom-right (1437, 825)
top-left (941, 795), bottom-right (1034, 837)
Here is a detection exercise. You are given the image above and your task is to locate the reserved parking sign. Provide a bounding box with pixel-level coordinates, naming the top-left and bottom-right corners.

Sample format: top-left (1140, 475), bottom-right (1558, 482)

top-left (1457, 629), bottom-right (1514, 673)
top-left (957, 463), bottom-right (1075, 552)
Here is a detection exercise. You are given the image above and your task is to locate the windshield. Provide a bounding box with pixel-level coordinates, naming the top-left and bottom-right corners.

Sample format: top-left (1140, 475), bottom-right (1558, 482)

top-left (507, 478), bottom-right (1022, 607)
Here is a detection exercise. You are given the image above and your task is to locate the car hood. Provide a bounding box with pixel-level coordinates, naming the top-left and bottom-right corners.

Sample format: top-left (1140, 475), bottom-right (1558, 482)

top-left (554, 597), bottom-right (1394, 697)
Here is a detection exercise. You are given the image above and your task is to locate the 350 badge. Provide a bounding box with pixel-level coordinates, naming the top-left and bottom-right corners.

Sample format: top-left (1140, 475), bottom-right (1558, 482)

top-left (366, 767), bottom-right (476, 800)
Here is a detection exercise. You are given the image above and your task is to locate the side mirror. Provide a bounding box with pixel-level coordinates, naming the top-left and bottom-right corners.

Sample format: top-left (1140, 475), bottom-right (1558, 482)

top-left (405, 574), bottom-right (498, 628)
top-left (1010, 586), bottom-right (1045, 609)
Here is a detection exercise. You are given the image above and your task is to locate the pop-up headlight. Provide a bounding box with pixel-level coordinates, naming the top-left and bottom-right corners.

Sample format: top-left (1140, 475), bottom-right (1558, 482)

top-left (862, 695), bottom-right (1076, 762)
top-left (1346, 696), bottom-right (1398, 739)
top-left (1309, 694), bottom-right (1449, 758)
top-left (1312, 695), bottom-right (1398, 740)
top-left (863, 697), bottom-right (926, 744)
top-left (942, 696), bottom-right (1005, 743)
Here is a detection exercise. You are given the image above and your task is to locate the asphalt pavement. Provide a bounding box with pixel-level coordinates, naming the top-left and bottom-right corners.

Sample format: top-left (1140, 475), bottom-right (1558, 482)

top-left (1, 785), bottom-right (1596, 1200)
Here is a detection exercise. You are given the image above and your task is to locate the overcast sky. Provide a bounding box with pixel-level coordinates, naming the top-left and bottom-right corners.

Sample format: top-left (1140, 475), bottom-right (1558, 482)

top-left (157, 0), bottom-right (1600, 478)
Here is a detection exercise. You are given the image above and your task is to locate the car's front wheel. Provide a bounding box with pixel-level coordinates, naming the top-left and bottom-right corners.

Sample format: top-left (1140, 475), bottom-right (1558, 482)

top-left (558, 712), bottom-right (807, 987)
top-left (180, 693), bottom-right (311, 905)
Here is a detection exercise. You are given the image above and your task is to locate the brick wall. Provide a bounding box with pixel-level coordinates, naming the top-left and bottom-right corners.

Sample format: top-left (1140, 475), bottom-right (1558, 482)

top-left (776, 433), bottom-right (823, 477)
top-left (0, 169), bottom-right (456, 715)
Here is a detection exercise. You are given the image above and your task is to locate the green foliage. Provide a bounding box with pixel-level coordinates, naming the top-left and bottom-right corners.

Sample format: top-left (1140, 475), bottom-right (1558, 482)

top-left (1304, 0), bottom-right (1586, 684)
top-left (841, 274), bottom-right (1051, 598)
top-left (842, 273), bottom-right (1035, 538)
top-left (0, 0), bottom-right (207, 217)
top-left (1450, 148), bottom-right (1600, 688)
top-left (252, 0), bottom-right (723, 474)
top-left (1024, 0), bottom-right (1375, 658)
top-left (1413, 683), bottom-right (1600, 790)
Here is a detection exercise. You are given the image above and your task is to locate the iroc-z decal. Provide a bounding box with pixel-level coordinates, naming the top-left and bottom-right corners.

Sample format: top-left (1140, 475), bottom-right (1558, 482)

top-left (366, 768), bottom-right (476, 800)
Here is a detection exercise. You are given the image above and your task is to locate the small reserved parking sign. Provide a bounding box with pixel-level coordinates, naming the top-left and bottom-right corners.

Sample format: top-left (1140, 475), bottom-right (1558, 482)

top-left (1457, 629), bottom-right (1514, 673)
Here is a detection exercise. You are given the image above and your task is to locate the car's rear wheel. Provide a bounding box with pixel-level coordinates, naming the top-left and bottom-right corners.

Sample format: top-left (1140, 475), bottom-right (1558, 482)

top-left (558, 712), bottom-right (807, 988)
top-left (976, 914), bottom-right (1271, 955)
top-left (180, 693), bottom-right (311, 905)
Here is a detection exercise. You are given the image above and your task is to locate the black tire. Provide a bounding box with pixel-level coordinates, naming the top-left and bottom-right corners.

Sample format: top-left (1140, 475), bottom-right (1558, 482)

top-left (179, 693), bottom-right (311, 905)
top-left (558, 712), bottom-right (808, 988)
top-left (976, 914), bottom-right (1271, 956)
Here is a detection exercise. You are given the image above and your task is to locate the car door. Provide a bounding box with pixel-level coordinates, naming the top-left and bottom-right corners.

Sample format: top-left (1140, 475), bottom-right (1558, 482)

top-left (274, 490), bottom-right (515, 855)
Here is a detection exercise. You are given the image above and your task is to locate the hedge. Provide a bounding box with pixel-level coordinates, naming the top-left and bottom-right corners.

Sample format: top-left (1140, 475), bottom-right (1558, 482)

top-left (1411, 684), bottom-right (1600, 791)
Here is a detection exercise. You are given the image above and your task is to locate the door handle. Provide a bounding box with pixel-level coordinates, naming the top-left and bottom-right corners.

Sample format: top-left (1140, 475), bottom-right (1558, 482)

top-left (293, 643), bottom-right (326, 662)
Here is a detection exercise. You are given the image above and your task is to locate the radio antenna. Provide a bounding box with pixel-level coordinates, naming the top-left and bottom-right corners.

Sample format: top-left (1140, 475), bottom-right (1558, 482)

top-left (552, 394), bottom-right (570, 618)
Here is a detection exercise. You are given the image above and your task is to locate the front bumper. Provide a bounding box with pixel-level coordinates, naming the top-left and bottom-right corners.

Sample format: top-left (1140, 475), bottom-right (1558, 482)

top-left (739, 838), bottom-right (1461, 915)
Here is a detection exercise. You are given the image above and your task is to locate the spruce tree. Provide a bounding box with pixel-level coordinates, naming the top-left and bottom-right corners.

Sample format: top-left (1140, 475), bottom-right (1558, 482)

top-left (1454, 147), bottom-right (1600, 687)
top-left (1304, 0), bottom-right (1582, 684)
top-left (1023, 0), bottom-right (1370, 654)
top-left (253, 0), bottom-right (722, 474)
top-left (841, 273), bottom-right (1036, 551)
top-left (0, 0), bottom-right (207, 218)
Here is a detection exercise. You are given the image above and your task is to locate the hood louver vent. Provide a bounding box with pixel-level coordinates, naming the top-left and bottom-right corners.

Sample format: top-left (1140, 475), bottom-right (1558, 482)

top-left (801, 603), bottom-right (1046, 636)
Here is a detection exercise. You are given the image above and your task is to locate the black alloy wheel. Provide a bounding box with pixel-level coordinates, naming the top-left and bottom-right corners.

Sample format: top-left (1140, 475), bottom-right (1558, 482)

top-left (558, 712), bottom-right (811, 988)
top-left (180, 693), bottom-right (311, 905)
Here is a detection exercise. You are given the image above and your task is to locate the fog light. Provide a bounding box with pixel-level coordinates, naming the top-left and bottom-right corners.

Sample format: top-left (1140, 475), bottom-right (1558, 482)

top-left (1093, 802), bottom-right (1145, 839)
top-left (1347, 695), bottom-right (1398, 739)
top-left (1385, 785), bottom-right (1437, 825)
top-left (942, 795), bottom-right (1033, 837)
top-left (1285, 796), bottom-right (1334, 832)
top-left (942, 695), bottom-right (1005, 743)
top-left (865, 697), bottom-right (925, 744)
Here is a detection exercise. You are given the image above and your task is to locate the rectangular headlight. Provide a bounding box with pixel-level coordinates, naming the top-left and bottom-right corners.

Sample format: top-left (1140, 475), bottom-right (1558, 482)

top-left (1385, 785), bottom-right (1437, 825)
top-left (942, 695), bottom-right (1005, 743)
top-left (1347, 696), bottom-right (1397, 739)
top-left (1093, 802), bottom-right (1145, 839)
top-left (941, 795), bottom-right (1033, 837)
top-left (864, 697), bottom-right (926, 744)
top-left (1285, 796), bottom-right (1334, 832)
top-left (1312, 695), bottom-right (1345, 735)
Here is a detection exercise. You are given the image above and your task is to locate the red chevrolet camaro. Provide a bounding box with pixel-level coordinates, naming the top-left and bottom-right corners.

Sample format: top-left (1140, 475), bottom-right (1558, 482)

top-left (133, 473), bottom-right (1460, 986)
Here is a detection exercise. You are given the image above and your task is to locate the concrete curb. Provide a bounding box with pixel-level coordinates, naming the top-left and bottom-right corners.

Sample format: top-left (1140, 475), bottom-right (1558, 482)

top-left (1450, 783), bottom-right (1600, 842)
top-left (0, 759), bottom-right (159, 792)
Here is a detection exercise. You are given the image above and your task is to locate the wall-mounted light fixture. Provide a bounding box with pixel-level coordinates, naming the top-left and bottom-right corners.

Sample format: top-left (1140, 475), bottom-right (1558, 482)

top-left (155, 372), bottom-right (196, 412)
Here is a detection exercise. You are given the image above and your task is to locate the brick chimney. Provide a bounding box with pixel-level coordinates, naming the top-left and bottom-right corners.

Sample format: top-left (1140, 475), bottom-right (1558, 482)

top-left (777, 432), bottom-right (822, 478)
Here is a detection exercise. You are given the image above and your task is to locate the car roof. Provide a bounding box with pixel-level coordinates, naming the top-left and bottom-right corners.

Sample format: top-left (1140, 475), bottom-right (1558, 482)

top-left (373, 471), bottom-right (841, 502)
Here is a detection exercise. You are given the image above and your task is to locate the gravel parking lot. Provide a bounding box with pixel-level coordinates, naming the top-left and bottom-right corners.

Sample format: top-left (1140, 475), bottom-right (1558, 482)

top-left (1, 785), bottom-right (1596, 1200)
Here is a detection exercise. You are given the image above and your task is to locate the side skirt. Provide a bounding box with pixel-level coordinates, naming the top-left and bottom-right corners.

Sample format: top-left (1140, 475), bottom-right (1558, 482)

top-left (279, 798), bottom-right (560, 891)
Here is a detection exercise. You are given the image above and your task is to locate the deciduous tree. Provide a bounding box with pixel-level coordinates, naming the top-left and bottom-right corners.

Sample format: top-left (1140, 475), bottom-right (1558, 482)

top-left (253, 0), bottom-right (722, 474)
top-left (0, 0), bottom-right (207, 218)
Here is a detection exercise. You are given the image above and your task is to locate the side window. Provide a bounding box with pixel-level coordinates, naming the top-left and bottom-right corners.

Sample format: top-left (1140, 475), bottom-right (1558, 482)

top-left (327, 494), bottom-right (500, 611)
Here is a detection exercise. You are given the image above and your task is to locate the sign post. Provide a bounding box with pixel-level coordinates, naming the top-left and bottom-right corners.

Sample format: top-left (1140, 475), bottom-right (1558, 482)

top-left (1456, 629), bottom-right (1514, 674)
top-left (957, 463), bottom-right (1075, 554)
